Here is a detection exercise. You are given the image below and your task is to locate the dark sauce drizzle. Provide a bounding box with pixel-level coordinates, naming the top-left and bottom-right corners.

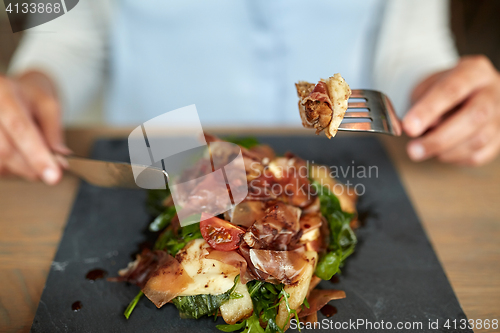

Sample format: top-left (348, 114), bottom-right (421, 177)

top-left (86, 268), bottom-right (108, 281)
top-left (72, 301), bottom-right (82, 312)
top-left (330, 275), bottom-right (340, 284)
top-left (320, 304), bottom-right (338, 318)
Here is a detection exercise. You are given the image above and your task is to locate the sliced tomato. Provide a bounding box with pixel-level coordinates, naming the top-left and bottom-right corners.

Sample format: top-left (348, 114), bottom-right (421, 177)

top-left (200, 213), bottom-right (245, 251)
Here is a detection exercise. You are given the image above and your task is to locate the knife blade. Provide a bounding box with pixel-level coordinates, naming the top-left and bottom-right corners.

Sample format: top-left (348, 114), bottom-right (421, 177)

top-left (66, 156), bottom-right (168, 189)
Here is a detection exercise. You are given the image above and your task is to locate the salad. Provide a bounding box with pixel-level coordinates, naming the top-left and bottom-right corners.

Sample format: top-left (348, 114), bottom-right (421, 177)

top-left (112, 135), bottom-right (358, 332)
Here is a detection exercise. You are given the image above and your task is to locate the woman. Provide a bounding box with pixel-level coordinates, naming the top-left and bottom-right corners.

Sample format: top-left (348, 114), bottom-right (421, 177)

top-left (0, 0), bottom-right (499, 185)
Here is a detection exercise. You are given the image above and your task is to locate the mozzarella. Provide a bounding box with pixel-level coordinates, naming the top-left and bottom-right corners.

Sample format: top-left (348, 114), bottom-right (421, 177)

top-left (220, 280), bottom-right (253, 324)
top-left (177, 239), bottom-right (240, 296)
top-left (300, 228), bottom-right (320, 243)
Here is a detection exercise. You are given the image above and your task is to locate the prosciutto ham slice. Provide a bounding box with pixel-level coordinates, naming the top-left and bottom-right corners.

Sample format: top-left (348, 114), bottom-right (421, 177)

top-left (298, 81), bottom-right (333, 135)
top-left (109, 249), bottom-right (171, 288)
top-left (243, 201), bottom-right (302, 251)
top-left (249, 248), bottom-right (309, 285)
top-left (230, 200), bottom-right (267, 228)
top-left (204, 248), bottom-right (253, 284)
top-left (299, 289), bottom-right (346, 318)
top-left (142, 254), bottom-right (194, 308)
top-left (266, 154), bottom-right (315, 208)
top-left (296, 74), bottom-right (351, 138)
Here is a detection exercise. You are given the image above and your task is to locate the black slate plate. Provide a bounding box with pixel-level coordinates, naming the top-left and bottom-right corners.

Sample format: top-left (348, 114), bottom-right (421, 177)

top-left (31, 136), bottom-right (472, 333)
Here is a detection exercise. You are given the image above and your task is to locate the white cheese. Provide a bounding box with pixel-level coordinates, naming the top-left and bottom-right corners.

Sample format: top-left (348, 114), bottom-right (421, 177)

top-left (300, 228), bottom-right (320, 243)
top-left (177, 239), bottom-right (239, 296)
top-left (220, 280), bottom-right (253, 324)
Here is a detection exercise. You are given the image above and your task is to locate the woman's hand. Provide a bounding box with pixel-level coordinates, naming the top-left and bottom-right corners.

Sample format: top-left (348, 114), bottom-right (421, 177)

top-left (403, 55), bottom-right (500, 166)
top-left (0, 71), bottom-right (69, 184)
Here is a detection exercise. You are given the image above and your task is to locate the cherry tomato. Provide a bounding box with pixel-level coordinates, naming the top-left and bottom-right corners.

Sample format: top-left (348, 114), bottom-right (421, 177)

top-left (200, 213), bottom-right (245, 251)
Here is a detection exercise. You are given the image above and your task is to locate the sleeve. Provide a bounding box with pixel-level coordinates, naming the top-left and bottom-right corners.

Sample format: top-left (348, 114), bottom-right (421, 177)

top-left (372, 0), bottom-right (459, 118)
top-left (8, 0), bottom-right (112, 123)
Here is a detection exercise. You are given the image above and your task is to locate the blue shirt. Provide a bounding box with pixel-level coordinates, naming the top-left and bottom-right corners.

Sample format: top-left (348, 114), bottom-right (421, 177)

top-left (108, 0), bottom-right (383, 126)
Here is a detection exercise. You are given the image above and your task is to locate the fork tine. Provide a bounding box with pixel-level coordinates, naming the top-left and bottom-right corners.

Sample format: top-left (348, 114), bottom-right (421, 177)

top-left (338, 122), bottom-right (373, 131)
top-left (349, 90), bottom-right (365, 99)
top-left (343, 112), bottom-right (371, 118)
top-left (341, 89), bottom-right (401, 136)
top-left (347, 102), bottom-right (367, 108)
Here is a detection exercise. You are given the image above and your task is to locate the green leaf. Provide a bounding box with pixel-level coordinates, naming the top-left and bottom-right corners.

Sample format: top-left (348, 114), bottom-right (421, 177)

top-left (230, 292), bottom-right (244, 299)
top-left (153, 229), bottom-right (173, 251)
top-left (223, 136), bottom-right (260, 149)
top-left (124, 291), bottom-right (143, 319)
top-left (172, 292), bottom-right (230, 319)
top-left (181, 222), bottom-right (202, 240)
top-left (303, 298), bottom-right (310, 309)
top-left (172, 275), bottom-right (242, 320)
top-left (311, 181), bottom-right (357, 280)
top-left (248, 281), bottom-right (264, 297)
top-left (243, 313), bottom-right (266, 333)
top-left (217, 321), bottom-right (247, 332)
top-left (243, 280), bottom-right (305, 333)
top-left (149, 206), bottom-right (176, 232)
top-left (315, 251), bottom-right (341, 280)
top-left (154, 223), bottom-right (202, 256)
top-left (146, 189), bottom-right (170, 216)
top-left (277, 288), bottom-right (300, 332)
top-left (263, 283), bottom-right (278, 295)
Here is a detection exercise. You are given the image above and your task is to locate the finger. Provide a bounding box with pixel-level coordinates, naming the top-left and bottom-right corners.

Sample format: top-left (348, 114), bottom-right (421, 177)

top-left (0, 126), bottom-right (12, 163)
top-left (404, 56), bottom-right (497, 137)
top-left (406, 87), bottom-right (495, 161)
top-left (5, 150), bottom-right (38, 181)
top-left (33, 94), bottom-right (71, 155)
top-left (0, 129), bottom-right (37, 181)
top-left (466, 135), bottom-right (500, 166)
top-left (0, 84), bottom-right (61, 184)
top-left (437, 122), bottom-right (497, 164)
top-left (54, 153), bottom-right (69, 169)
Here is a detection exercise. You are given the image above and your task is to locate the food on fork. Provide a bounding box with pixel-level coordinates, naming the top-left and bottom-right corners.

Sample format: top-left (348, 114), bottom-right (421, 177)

top-left (296, 73), bottom-right (351, 138)
top-left (112, 135), bottom-right (358, 332)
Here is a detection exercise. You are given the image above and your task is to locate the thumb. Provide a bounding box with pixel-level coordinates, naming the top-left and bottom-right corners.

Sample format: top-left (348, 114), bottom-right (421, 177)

top-left (34, 94), bottom-right (72, 155)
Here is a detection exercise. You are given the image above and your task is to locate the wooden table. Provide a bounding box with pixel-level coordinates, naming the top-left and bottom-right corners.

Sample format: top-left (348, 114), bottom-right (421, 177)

top-left (1, 128), bottom-right (499, 332)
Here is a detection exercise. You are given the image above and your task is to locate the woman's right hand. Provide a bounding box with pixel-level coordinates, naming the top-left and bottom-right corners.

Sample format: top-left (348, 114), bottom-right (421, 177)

top-left (0, 71), bottom-right (70, 185)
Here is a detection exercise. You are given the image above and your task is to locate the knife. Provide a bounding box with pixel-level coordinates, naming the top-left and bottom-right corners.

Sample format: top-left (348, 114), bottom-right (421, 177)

top-left (66, 156), bottom-right (168, 189)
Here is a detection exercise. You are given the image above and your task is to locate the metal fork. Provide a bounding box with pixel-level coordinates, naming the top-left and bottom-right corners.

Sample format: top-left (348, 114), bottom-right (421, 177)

top-left (340, 89), bottom-right (402, 136)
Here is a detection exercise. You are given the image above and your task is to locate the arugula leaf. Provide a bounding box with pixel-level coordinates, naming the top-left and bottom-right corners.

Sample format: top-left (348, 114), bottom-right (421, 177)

top-left (154, 222), bottom-right (202, 256)
top-left (217, 313), bottom-right (266, 333)
top-left (250, 282), bottom-right (296, 333)
top-left (149, 206), bottom-right (176, 232)
top-left (216, 321), bottom-right (247, 332)
top-left (244, 313), bottom-right (266, 333)
top-left (302, 298), bottom-right (310, 309)
top-left (223, 136), bottom-right (260, 149)
top-left (248, 281), bottom-right (264, 297)
top-left (173, 292), bottom-right (230, 319)
top-left (124, 291), bottom-right (143, 319)
top-left (311, 181), bottom-right (357, 280)
top-left (230, 292), bottom-right (244, 300)
top-left (217, 280), bottom-right (307, 333)
top-left (315, 251), bottom-right (341, 280)
top-left (172, 276), bottom-right (241, 320)
top-left (278, 288), bottom-right (300, 332)
top-left (172, 293), bottom-right (230, 319)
